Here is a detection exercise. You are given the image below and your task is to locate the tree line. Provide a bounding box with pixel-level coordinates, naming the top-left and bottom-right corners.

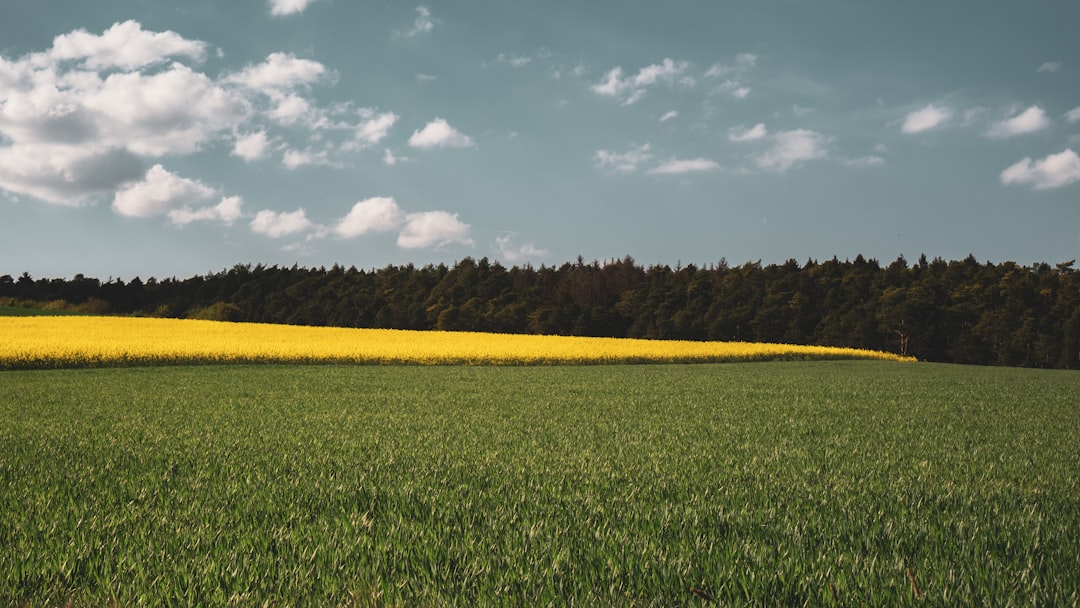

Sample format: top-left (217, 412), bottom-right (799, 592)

top-left (3, 254), bottom-right (1079, 369)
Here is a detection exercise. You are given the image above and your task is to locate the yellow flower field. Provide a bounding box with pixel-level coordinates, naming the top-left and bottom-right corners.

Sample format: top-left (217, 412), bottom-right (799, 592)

top-left (0, 316), bottom-right (913, 369)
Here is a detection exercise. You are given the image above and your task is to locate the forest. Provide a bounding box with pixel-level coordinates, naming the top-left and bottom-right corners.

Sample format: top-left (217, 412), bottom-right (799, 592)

top-left (3, 254), bottom-right (1079, 369)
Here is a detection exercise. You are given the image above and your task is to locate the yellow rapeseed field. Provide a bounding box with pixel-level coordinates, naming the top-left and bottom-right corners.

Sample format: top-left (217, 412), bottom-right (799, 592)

top-left (0, 316), bottom-right (913, 369)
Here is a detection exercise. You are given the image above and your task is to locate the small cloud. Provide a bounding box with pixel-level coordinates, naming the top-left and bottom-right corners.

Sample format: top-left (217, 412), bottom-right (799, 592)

top-left (282, 147), bottom-right (333, 169)
top-left (591, 58), bottom-right (689, 105)
top-left (495, 53), bottom-right (533, 68)
top-left (713, 80), bottom-right (751, 99)
top-left (792, 104), bottom-right (813, 117)
top-left (728, 123), bottom-right (767, 142)
top-left (987, 105), bottom-right (1051, 138)
top-left (227, 52), bottom-right (328, 96)
top-left (232, 131), bottom-right (270, 162)
top-left (659, 110), bottom-right (679, 123)
top-left (112, 164), bottom-right (216, 218)
top-left (168, 196), bottom-right (244, 226)
top-left (332, 196), bottom-right (405, 237)
top-left (416, 73), bottom-right (437, 82)
top-left (250, 208), bottom-right (314, 237)
top-left (1038, 61), bottom-right (1062, 73)
top-left (397, 211), bottom-right (473, 249)
top-left (495, 234), bottom-right (547, 263)
top-left (901, 104), bottom-right (951, 134)
top-left (1000, 148), bottom-right (1080, 190)
top-left (755, 129), bottom-right (830, 172)
top-left (354, 111), bottom-right (398, 146)
top-left (408, 118), bottom-right (474, 149)
top-left (397, 6), bottom-right (436, 38)
top-left (268, 0), bottom-right (316, 16)
top-left (843, 156), bottom-right (885, 168)
top-left (647, 158), bottom-right (720, 175)
top-left (593, 143), bottom-right (652, 173)
top-left (1066, 107), bottom-right (1080, 123)
top-left (383, 148), bottom-right (406, 165)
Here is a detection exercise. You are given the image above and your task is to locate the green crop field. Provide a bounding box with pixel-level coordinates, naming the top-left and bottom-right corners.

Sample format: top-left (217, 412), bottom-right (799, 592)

top-left (2, 362), bottom-right (1078, 606)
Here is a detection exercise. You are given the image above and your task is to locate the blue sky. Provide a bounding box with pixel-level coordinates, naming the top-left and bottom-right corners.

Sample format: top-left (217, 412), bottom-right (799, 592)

top-left (2, 0), bottom-right (1079, 279)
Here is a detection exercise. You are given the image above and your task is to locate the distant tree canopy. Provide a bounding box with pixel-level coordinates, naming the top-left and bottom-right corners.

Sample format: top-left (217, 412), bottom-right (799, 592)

top-left (3, 254), bottom-right (1079, 369)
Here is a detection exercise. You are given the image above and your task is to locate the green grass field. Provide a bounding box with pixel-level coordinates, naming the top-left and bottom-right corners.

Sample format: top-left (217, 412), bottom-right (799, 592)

top-left (2, 362), bottom-right (1078, 606)
top-left (0, 306), bottom-right (77, 317)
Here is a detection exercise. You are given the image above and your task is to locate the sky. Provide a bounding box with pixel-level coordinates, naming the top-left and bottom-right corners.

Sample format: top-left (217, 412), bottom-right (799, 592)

top-left (2, 0), bottom-right (1079, 280)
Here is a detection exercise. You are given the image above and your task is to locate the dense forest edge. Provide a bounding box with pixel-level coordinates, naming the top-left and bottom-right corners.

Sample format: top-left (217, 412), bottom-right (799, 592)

top-left (3, 254), bottom-right (1079, 369)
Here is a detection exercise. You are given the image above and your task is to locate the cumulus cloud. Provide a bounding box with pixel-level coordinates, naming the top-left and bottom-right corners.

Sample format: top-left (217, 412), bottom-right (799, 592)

top-left (269, 0), bottom-right (316, 16)
top-left (112, 164), bottom-right (216, 218)
top-left (495, 235), bottom-right (547, 263)
top-left (1000, 149), bottom-right (1080, 190)
top-left (901, 104), bottom-right (951, 133)
top-left (712, 80), bottom-right (751, 99)
top-left (1066, 107), bottom-right (1080, 123)
top-left (282, 148), bottom-right (334, 169)
top-left (398, 211), bottom-right (473, 249)
top-left (728, 123), bottom-right (767, 142)
top-left (659, 111), bottom-right (679, 123)
top-left (987, 106), bottom-right (1051, 138)
top-left (354, 111), bottom-right (398, 146)
top-left (48, 20), bottom-right (207, 70)
top-left (332, 197), bottom-right (405, 237)
top-left (250, 208), bottom-right (314, 237)
top-left (408, 118), bottom-right (474, 149)
top-left (647, 158), bottom-right (720, 175)
top-left (704, 53), bottom-right (757, 78)
top-left (168, 196), bottom-right (244, 226)
top-left (232, 131), bottom-right (270, 161)
top-left (0, 144), bottom-right (145, 206)
top-left (754, 129), bottom-right (830, 172)
top-left (591, 58), bottom-right (689, 105)
top-left (382, 148), bottom-right (404, 165)
top-left (593, 143), bottom-right (652, 173)
top-left (226, 52), bottom-right (328, 97)
top-left (1037, 61), bottom-right (1062, 73)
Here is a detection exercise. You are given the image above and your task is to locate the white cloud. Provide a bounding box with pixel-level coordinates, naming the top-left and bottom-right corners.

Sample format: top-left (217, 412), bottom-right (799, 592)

top-left (232, 131), bottom-right (270, 162)
top-left (332, 197), bottom-right (405, 237)
top-left (168, 196), bottom-right (244, 226)
top-left (901, 104), bottom-right (951, 133)
top-left (593, 143), bottom-right (652, 173)
top-left (354, 111), bottom-right (398, 146)
top-left (1037, 61), bottom-right (1062, 73)
top-left (408, 118), bottom-right (474, 149)
top-left (250, 208), bottom-right (314, 237)
top-left (48, 20), bottom-right (207, 70)
top-left (843, 156), bottom-right (886, 168)
top-left (495, 235), bottom-right (547, 263)
top-left (268, 94), bottom-right (311, 125)
top-left (282, 148), bottom-right (333, 169)
top-left (112, 164), bottom-right (216, 218)
top-left (1000, 149), bottom-right (1080, 190)
top-left (591, 58), bottom-right (688, 105)
top-left (398, 6), bottom-right (436, 38)
top-left (728, 123), bottom-right (767, 142)
top-left (659, 110), bottom-right (679, 123)
top-left (269, 0), bottom-right (316, 16)
top-left (648, 158), bottom-right (720, 175)
top-left (987, 106), bottom-right (1051, 138)
top-left (398, 211), bottom-right (473, 249)
top-left (754, 129), bottom-right (830, 172)
top-left (495, 53), bottom-right (533, 68)
top-left (85, 64), bottom-right (251, 156)
top-left (1066, 107), bottom-right (1080, 123)
top-left (227, 52), bottom-right (327, 97)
